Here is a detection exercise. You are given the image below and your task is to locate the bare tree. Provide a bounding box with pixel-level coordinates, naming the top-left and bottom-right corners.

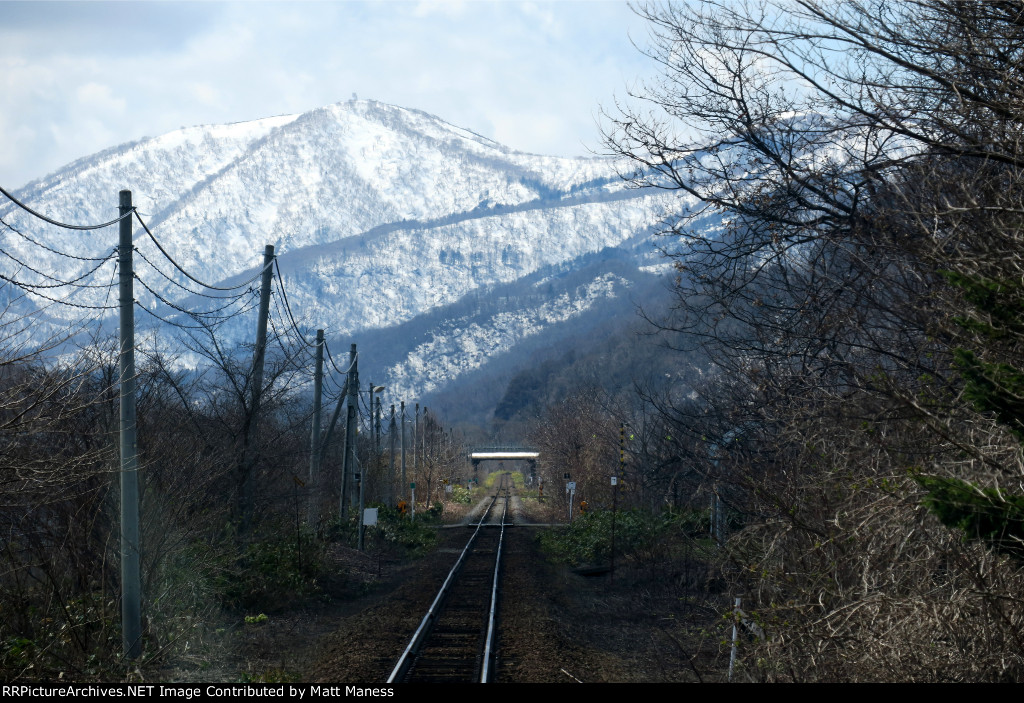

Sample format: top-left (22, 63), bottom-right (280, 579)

top-left (606, 0), bottom-right (1024, 681)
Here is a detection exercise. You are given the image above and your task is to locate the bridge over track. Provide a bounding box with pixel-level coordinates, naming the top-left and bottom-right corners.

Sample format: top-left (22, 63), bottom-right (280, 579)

top-left (468, 445), bottom-right (539, 480)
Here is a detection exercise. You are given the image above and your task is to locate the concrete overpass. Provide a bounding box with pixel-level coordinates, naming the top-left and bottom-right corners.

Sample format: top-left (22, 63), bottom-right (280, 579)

top-left (468, 446), bottom-right (540, 479)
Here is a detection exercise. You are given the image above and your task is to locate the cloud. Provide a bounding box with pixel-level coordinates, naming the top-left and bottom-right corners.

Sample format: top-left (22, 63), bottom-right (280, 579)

top-left (0, 1), bottom-right (655, 189)
top-left (519, 1), bottom-right (563, 39)
top-left (413, 0), bottom-right (468, 19)
top-left (75, 82), bottom-right (127, 115)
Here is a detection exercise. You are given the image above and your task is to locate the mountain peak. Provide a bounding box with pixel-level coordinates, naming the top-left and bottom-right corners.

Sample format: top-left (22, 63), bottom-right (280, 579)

top-left (0, 100), bottom-right (688, 413)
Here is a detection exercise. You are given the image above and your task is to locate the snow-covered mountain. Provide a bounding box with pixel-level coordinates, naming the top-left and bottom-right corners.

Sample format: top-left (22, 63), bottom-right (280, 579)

top-left (0, 99), bottom-right (696, 419)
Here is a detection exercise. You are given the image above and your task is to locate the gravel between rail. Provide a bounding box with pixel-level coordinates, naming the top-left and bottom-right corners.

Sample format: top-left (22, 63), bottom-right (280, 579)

top-left (305, 499), bottom-right (723, 683)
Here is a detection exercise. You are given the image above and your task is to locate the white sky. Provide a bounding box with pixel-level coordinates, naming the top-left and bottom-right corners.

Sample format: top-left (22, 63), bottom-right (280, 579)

top-left (0, 0), bottom-right (659, 189)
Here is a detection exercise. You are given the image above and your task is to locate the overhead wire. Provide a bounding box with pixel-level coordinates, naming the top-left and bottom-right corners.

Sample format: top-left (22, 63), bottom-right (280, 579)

top-left (0, 245), bottom-right (116, 289)
top-left (269, 287), bottom-right (310, 353)
top-left (272, 258), bottom-right (317, 348)
top-left (2, 188), bottom-right (359, 406)
top-left (0, 184), bottom-right (134, 231)
top-left (323, 342), bottom-right (358, 398)
top-left (134, 210), bottom-right (273, 292)
top-left (266, 276), bottom-right (347, 392)
top-left (134, 271), bottom-right (260, 332)
top-left (102, 255), bottom-right (119, 310)
top-left (133, 245), bottom-right (258, 302)
top-left (0, 250), bottom-right (118, 343)
top-left (134, 300), bottom-right (219, 331)
top-left (266, 309), bottom-right (316, 375)
top-left (0, 270), bottom-right (118, 310)
top-left (325, 341), bottom-right (357, 376)
top-left (1, 216), bottom-right (113, 262)
top-left (321, 363), bottom-right (346, 398)
top-left (320, 374), bottom-right (348, 405)
top-left (134, 273), bottom-right (259, 323)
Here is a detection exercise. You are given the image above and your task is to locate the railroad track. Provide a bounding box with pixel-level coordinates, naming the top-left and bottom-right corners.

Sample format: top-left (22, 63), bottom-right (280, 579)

top-left (387, 474), bottom-right (512, 683)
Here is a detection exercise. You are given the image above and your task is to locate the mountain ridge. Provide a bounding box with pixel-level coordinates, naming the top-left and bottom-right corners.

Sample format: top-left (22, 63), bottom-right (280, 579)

top-left (0, 99), bottom-right (698, 423)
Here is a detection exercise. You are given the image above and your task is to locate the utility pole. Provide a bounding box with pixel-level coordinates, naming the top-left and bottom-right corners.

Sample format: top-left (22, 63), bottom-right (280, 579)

top-left (414, 403), bottom-right (420, 488)
top-left (341, 344), bottom-right (358, 517)
top-left (400, 401), bottom-right (407, 493)
top-left (423, 407), bottom-right (429, 505)
top-left (361, 380), bottom-right (376, 550)
top-left (319, 377), bottom-right (348, 481)
top-left (389, 404), bottom-right (396, 505)
top-left (118, 190), bottom-right (141, 660)
top-left (369, 382), bottom-right (376, 456)
top-left (309, 328), bottom-right (324, 527)
top-left (242, 244), bottom-right (275, 531)
top-left (611, 423), bottom-right (624, 582)
top-left (375, 396), bottom-right (382, 454)
top-left (422, 406), bottom-right (428, 464)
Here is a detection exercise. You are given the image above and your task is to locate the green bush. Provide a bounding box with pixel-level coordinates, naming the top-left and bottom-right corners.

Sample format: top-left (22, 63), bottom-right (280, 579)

top-left (663, 507), bottom-right (713, 538)
top-left (219, 522), bottom-right (326, 611)
top-left (355, 505), bottom-right (439, 557)
top-left (450, 484), bottom-right (472, 504)
top-left (539, 509), bottom-right (669, 566)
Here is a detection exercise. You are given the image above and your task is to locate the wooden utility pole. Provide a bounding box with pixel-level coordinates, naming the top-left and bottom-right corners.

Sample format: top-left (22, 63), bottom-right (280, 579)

top-left (319, 378), bottom-right (347, 477)
top-left (242, 244), bottom-right (275, 531)
top-left (400, 400), bottom-right (407, 494)
top-left (341, 344), bottom-right (358, 517)
top-left (375, 396), bottom-right (383, 454)
top-left (118, 190), bottom-right (141, 660)
top-left (389, 403), bottom-right (396, 505)
top-left (309, 328), bottom-right (324, 527)
top-left (360, 380), bottom-right (375, 549)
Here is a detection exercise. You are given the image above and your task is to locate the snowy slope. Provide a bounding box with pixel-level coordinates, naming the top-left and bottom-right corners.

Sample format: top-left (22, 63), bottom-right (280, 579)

top-left (0, 99), bottom-right (695, 407)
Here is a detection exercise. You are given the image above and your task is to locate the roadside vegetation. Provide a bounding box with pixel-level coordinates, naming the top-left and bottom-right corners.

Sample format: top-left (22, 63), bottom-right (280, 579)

top-left (539, 508), bottom-right (711, 567)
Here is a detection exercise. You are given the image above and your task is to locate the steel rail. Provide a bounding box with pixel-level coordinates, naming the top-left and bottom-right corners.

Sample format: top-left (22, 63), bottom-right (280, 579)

top-left (479, 483), bottom-right (509, 682)
top-left (386, 479), bottom-right (504, 684)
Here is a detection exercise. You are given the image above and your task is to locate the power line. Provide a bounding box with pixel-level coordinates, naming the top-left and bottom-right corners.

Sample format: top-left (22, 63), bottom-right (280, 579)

top-left (267, 309), bottom-right (316, 373)
top-left (268, 290), bottom-right (317, 367)
top-left (325, 342), bottom-right (357, 377)
top-left (0, 244), bottom-right (116, 290)
top-left (134, 299), bottom-right (226, 331)
top-left (0, 216), bottom-right (114, 262)
top-left (133, 245), bottom-right (257, 302)
top-left (0, 185), bottom-right (135, 231)
top-left (134, 273), bottom-right (258, 323)
top-left (134, 210), bottom-right (273, 292)
top-left (2, 188), bottom-right (357, 408)
top-left (272, 258), bottom-right (316, 347)
top-left (323, 342), bottom-right (359, 400)
top-left (0, 271), bottom-right (118, 310)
